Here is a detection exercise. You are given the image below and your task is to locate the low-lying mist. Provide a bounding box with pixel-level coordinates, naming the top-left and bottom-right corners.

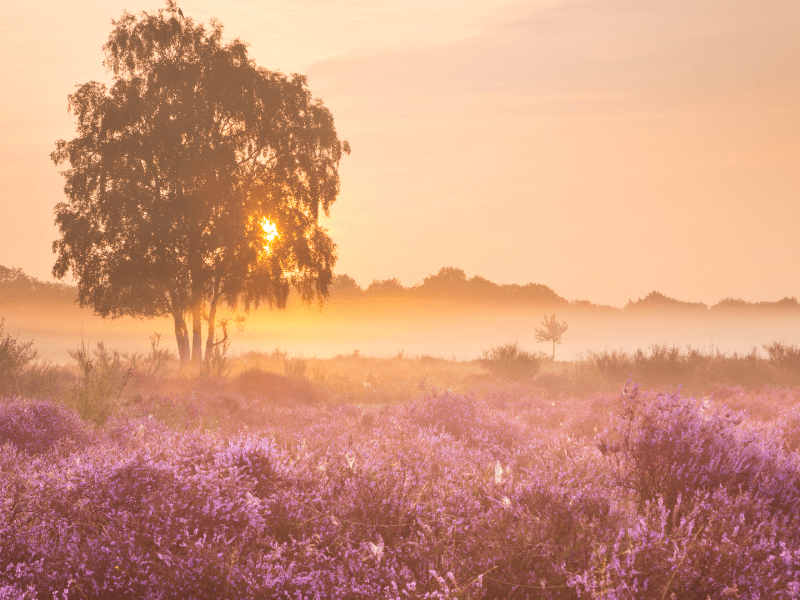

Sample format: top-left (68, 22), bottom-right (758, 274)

top-left (3, 265), bottom-right (800, 364)
top-left (4, 297), bottom-right (800, 365)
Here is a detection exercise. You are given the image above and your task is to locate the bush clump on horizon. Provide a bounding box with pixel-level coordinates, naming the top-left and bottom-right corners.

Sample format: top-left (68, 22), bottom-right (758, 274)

top-left (479, 340), bottom-right (544, 381)
top-left (581, 342), bottom-right (800, 391)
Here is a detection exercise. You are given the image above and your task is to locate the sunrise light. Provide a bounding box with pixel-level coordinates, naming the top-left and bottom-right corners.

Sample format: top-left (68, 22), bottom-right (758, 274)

top-left (260, 217), bottom-right (279, 252)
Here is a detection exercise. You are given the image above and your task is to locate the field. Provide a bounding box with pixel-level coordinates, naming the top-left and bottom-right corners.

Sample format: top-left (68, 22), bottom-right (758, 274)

top-left (2, 339), bottom-right (800, 599)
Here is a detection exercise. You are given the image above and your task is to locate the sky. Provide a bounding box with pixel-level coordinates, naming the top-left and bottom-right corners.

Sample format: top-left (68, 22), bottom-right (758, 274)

top-left (0, 0), bottom-right (797, 307)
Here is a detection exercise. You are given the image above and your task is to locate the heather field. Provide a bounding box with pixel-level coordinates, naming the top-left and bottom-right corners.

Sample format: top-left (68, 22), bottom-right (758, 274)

top-left (3, 343), bottom-right (800, 599)
top-left (3, 0), bottom-right (796, 598)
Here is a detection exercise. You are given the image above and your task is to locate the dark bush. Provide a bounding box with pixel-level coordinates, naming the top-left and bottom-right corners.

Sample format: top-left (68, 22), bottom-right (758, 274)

top-left (232, 368), bottom-right (319, 404)
top-left (764, 341), bottom-right (800, 372)
top-left (479, 341), bottom-right (544, 381)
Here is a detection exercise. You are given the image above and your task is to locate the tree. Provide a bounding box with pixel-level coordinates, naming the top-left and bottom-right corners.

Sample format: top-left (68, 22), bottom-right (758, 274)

top-left (329, 274), bottom-right (363, 295)
top-left (366, 278), bottom-right (406, 295)
top-left (51, 1), bottom-right (349, 364)
top-left (535, 314), bottom-right (568, 360)
top-left (421, 267), bottom-right (468, 289)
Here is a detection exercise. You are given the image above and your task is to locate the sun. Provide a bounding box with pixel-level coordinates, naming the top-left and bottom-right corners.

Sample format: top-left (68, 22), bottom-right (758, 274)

top-left (260, 218), bottom-right (278, 242)
top-left (260, 217), bottom-right (279, 252)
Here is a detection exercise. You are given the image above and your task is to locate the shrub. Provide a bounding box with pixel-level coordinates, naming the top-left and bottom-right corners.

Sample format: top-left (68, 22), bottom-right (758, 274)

top-left (125, 333), bottom-right (175, 379)
top-left (232, 368), bottom-right (319, 404)
top-left (0, 320), bottom-right (38, 395)
top-left (13, 362), bottom-right (67, 401)
top-left (587, 348), bottom-right (632, 376)
top-left (570, 489), bottom-right (800, 599)
top-left (778, 403), bottom-right (800, 453)
top-left (0, 398), bottom-right (91, 455)
top-left (65, 341), bottom-right (133, 425)
top-left (582, 345), bottom-right (780, 391)
top-left (403, 392), bottom-right (527, 451)
top-left (597, 381), bottom-right (800, 514)
top-left (764, 341), bottom-right (800, 372)
top-left (4, 383), bottom-right (800, 598)
top-left (284, 356), bottom-right (308, 379)
top-left (479, 341), bottom-right (543, 381)
top-left (532, 371), bottom-right (575, 397)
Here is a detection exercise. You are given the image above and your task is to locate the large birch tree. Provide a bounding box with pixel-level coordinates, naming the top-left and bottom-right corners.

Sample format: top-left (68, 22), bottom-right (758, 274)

top-left (52, 1), bottom-right (348, 364)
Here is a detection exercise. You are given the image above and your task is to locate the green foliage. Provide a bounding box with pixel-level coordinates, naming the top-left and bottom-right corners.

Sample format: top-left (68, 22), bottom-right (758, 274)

top-left (200, 326), bottom-right (231, 382)
top-left (14, 362), bottom-right (65, 401)
top-left (66, 342), bottom-right (133, 425)
top-left (0, 319), bottom-right (39, 394)
top-left (284, 356), bottom-right (309, 380)
top-left (124, 334), bottom-right (175, 379)
top-left (282, 355), bottom-right (326, 384)
top-left (308, 360), bottom-right (328, 384)
top-left (479, 340), bottom-right (544, 381)
top-left (581, 344), bottom-right (780, 390)
top-left (763, 341), bottom-right (800, 371)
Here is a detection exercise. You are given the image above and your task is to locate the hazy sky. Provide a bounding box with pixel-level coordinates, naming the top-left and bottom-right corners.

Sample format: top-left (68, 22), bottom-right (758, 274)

top-left (1, 0), bottom-right (797, 307)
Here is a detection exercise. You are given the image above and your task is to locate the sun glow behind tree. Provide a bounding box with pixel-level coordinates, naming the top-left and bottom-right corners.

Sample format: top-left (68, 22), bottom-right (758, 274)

top-left (260, 218), bottom-right (279, 253)
top-left (50, 1), bottom-right (348, 365)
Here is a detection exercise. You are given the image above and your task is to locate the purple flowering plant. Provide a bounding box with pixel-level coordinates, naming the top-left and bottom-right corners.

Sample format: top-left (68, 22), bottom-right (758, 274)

top-left (1, 381), bottom-right (799, 598)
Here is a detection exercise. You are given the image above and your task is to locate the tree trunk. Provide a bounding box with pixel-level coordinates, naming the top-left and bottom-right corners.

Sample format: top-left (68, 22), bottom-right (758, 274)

top-left (191, 302), bottom-right (203, 363)
top-left (187, 225), bottom-right (204, 364)
top-left (204, 277), bottom-right (221, 365)
top-left (172, 311), bottom-right (190, 363)
top-left (551, 341), bottom-right (555, 360)
top-left (167, 289), bottom-right (190, 363)
top-left (204, 313), bottom-right (216, 365)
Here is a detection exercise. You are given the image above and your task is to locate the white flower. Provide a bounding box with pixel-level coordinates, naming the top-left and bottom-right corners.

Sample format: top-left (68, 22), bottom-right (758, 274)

top-left (502, 496), bottom-right (511, 508)
top-left (368, 540), bottom-right (384, 562)
top-left (494, 461), bottom-right (503, 485)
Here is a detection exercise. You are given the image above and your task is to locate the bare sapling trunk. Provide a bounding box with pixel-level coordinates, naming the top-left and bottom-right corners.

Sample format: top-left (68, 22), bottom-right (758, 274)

top-left (191, 301), bottom-right (203, 364)
top-left (168, 289), bottom-right (190, 363)
top-left (204, 277), bottom-right (222, 366)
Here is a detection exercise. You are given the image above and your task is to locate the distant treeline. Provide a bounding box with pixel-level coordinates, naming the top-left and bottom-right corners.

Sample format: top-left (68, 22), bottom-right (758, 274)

top-left (330, 267), bottom-right (571, 306)
top-left (0, 265), bottom-right (75, 304)
top-left (624, 290), bottom-right (800, 314)
top-left (331, 267), bottom-right (800, 314)
top-left (2, 264), bottom-right (799, 314)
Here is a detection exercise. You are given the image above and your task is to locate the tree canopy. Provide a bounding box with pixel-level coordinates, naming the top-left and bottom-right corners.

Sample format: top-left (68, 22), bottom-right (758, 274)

top-left (52, 1), bottom-right (349, 363)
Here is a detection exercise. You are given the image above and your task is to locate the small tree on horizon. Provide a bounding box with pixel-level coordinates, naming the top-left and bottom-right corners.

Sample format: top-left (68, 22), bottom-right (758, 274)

top-left (535, 314), bottom-right (569, 360)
